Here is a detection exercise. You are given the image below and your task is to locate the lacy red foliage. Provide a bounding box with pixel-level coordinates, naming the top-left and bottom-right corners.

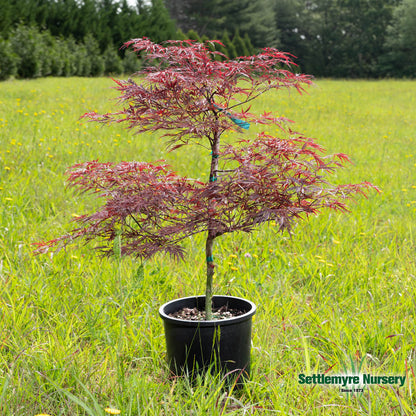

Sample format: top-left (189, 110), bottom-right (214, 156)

top-left (83, 38), bottom-right (312, 149)
top-left (35, 38), bottom-right (378, 261)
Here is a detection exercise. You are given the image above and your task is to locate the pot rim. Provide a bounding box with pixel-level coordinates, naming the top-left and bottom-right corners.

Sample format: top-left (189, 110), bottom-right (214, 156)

top-left (159, 295), bottom-right (256, 327)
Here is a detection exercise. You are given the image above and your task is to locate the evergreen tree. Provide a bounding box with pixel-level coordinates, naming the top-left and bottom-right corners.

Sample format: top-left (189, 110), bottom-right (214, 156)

top-left (383, 0), bottom-right (416, 77)
top-left (165, 0), bottom-right (279, 48)
top-left (232, 29), bottom-right (249, 57)
top-left (0, 0), bottom-right (13, 38)
top-left (301, 0), bottom-right (343, 76)
top-left (334, 0), bottom-right (395, 77)
top-left (221, 31), bottom-right (237, 59)
top-left (211, 32), bottom-right (229, 60)
top-left (164, 0), bottom-right (196, 32)
top-left (175, 28), bottom-right (187, 40)
top-left (243, 32), bottom-right (255, 55)
top-left (186, 29), bottom-right (201, 42)
top-left (48, 0), bottom-right (84, 40)
top-left (97, 0), bottom-right (120, 51)
top-left (113, 0), bottom-right (138, 55)
top-left (77, 0), bottom-right (101, 43)
top-left (142, 0), bottom-right (177, 43)
top-left (231, 0), bottom-right (277, 48)
top-left (273, 0), bottom-right (303, 57)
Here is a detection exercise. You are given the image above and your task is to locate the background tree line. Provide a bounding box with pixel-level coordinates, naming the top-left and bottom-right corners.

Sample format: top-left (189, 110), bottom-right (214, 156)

top-left (0, 0), bottom-right (176, 80)
top-left (0, 0), bottom-right (415, 80)
top-left (166, 0), bottom-right (416, 78)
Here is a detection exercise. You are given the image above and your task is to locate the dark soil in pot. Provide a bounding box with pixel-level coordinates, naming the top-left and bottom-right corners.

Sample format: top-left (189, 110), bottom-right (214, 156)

top-left (169, 304), bottom-right (246, 321)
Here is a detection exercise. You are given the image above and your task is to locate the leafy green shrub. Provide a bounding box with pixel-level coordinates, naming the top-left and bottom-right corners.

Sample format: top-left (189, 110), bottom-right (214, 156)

top-left (0, 38), bottom-right (18, 80)
top-left (66, 37), bottom-right (92, 76)
top-left (41, 31), bottom-right (67, 77)
top-left (10, 24), bottom-right (43, 78)
top-left (122, 50), bottom-right (141, 75)
top-left (59, 38), bottom-right (77, 77)
top-left (103, 45), bottom-right (123, 75)
top-left (84, 34), bottom-right (105, 77)
top-left (76, 44), bottom-right (92, 76)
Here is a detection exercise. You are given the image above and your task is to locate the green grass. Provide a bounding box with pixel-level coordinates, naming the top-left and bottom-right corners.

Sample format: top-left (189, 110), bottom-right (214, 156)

top-left (1, 77), bottom-right (416, 415)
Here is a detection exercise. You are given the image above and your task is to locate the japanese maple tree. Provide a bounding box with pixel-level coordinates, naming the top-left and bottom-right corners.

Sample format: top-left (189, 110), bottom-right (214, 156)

top-left (35, 38), bottom-right (377, 319)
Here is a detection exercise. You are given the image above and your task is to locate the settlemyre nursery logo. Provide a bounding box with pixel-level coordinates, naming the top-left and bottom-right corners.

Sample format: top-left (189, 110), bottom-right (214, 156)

top-left (298, 373), bottom-right (406, 393)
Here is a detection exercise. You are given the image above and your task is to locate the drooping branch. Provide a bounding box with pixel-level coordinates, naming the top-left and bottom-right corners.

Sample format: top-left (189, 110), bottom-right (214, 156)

top-left (34, 132), bottom-right (378, 261)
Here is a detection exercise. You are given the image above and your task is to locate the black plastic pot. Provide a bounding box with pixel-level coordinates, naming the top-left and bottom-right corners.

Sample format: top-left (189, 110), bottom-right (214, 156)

top-left (159, 295), bottom-right (256, 380)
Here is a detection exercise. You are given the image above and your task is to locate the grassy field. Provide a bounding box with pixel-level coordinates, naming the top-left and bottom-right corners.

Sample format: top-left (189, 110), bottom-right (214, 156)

top-left (0, 76), bottom-right (415, 415)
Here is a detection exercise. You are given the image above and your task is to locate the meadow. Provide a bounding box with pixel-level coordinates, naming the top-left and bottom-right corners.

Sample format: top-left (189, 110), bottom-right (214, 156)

top-left (0, 76), bottom-right (415, 415)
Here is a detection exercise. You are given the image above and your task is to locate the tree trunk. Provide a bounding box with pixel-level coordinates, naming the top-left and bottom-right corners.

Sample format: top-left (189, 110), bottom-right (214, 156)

top-left (205, 132), bottom-right (220, 320)
top-left (205, 235), bottom-right (215, 320)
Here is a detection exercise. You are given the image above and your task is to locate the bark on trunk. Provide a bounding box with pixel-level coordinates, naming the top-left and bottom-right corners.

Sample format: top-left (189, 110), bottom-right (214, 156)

top-left (205, 131), bottom-right (220, 320)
